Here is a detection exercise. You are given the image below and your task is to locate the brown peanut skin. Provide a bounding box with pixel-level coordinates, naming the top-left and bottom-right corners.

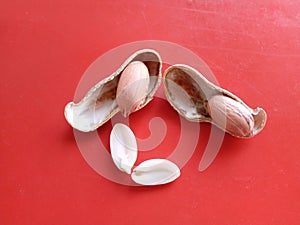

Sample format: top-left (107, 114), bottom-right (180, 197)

top-left (207, 95), bottom-right (254, 137)
top-left (116, 61), bottom-right (150, 117)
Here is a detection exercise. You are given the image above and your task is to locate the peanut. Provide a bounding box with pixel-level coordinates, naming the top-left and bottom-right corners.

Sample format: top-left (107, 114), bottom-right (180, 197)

top-left (207, 95), bottom-right (254, 137)
top-left (116, 61), bottom-right (150, 117)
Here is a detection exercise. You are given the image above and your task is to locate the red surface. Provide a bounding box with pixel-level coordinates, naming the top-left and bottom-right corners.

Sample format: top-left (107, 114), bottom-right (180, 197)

top-left (1, 0), bottom-right (300, 224)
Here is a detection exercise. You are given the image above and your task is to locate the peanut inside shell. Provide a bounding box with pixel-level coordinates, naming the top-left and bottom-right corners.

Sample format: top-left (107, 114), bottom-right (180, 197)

top-left (164, 64), bottom-right (267, 138)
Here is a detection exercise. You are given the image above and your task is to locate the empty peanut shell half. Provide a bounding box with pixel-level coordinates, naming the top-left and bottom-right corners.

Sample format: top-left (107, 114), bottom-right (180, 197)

top-left (163, 64), bottom-right (267, 138)
top-left (64, 49), bottom-right (162, 132)
top-left (131, 159), bottom-right (180, 186)
top-left (110, 123), bottom-right (137, 174)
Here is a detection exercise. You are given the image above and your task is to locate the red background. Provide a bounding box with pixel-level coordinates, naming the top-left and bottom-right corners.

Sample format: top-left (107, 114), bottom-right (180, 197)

top-left (1, 0), bottom-right (300, 224)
